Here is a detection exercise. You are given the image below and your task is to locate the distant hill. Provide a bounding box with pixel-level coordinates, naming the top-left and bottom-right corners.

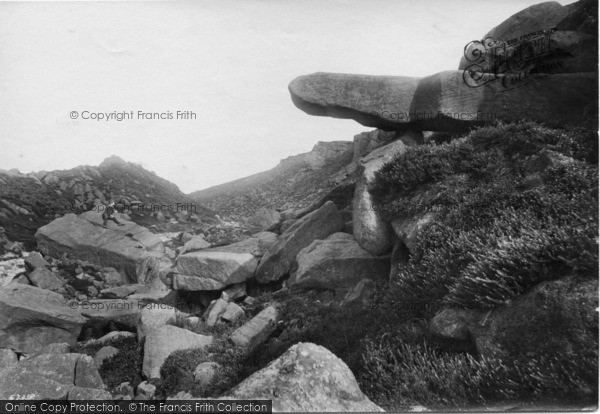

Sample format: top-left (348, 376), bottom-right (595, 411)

top-left (0, 155), bottom-right (216, 248)
top-left (188, 141), bottom-right (355, 220)
top-left (188, 132), bottom-right (402, 221)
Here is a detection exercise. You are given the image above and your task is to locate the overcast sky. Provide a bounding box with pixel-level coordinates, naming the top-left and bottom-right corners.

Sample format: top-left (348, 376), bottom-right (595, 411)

top-left (0, 0), bottom-right (577, 193)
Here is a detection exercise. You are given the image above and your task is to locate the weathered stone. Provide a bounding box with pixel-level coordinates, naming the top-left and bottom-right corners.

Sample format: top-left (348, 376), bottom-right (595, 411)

top-left (35, 213), bottom-right (164, 283)
top-left (256, 201), bottom-right (344, 283)
top-left (27, 267), bottom-right (63, 291)
top-left (223, 283), bottom-right (247, 300)
top-left (0, 284), bottom-right (85, 354)
top-left (137, 305), bottom-right (176, 341)
top-left (116, 382), bottom-right (135, 399)
top-left (292, 233), bottom-right (389, 290)
top-left (229, 306), bottom-right (277, 350)
top-left (136, 381), bottom-right (156, 400)
top-left (221, 302), bottom-right (245, 323)
top-left (24, 251), bottom-right (49, 271)
top-left (193, 361), bottom-right (220, 387)
top-left (227, 342), bottom-right (383, 412)
top-left (173, 234), bottom-right (276, 291)
top-left (353, 137), bottom-right (414, 255)
top-left (204, 298), bottom-right (228, 327)
top-left (142, 325), bottom-right (213, 379)
top-left (179, 235), bottom-right (211, 255)
top-left (75, 354), bottom-right (106, 389)
top-left (94, 346), bottom-right (119, 369)
top-left (248, 208), bottom-right (281, 233)
top-left (0, 353), bottom-right (105, 399)
top-left (289, 71), bottom-right (597, 131)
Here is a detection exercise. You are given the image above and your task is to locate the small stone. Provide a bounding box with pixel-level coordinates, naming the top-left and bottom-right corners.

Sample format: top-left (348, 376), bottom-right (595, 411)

top-left (243, 296), bottom-right (257, 306)
top-left (116, 382), bottom-right (134, 399)
top-left (193, 361), bottom-right (220, 387)
top-left (136, 381), bottom-right (156, 400)
top-left (221, 302), bottom-right (245, 323)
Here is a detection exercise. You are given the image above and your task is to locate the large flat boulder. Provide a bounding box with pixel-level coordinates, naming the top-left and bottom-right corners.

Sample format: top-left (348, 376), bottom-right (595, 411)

top-left (35, 213), bottom-right (164, 282)
top-left (226, 342), bottom-right (383, 412)
top-left (289, 70), bottom-right (597, 131)
top-left (173, 232), bottom-right (278, 291)
top-left (256, 201), bottom-right (344, 283)
top-left (0, 284), bottom-right (86, 354)
top-left (292, 233), bottom-right (389, 290)
top-left (142, 325), bottom-right (213, 379)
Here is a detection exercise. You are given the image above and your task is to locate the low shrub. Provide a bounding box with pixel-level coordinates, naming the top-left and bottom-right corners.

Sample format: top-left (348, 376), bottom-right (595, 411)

top-left (368, 122), bottom-right (598, 312)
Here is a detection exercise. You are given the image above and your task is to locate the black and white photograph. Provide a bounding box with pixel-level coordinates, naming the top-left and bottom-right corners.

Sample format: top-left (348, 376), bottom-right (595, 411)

top-left (0, 0), bottom-right (598, 412)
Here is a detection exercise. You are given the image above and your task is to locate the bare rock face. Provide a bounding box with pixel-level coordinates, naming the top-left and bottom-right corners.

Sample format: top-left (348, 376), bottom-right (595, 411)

top-left (143, 325), bottom-right (213, 379)
top-left (256, 201), bottom-right (344, 283)
top-left (289, 70), bottom-right (597, 132)
top-left (0, 284), bottom-right (86, 354)
top-left (226, 342), bottom-right (383, 412)
top-left (35, 213), bottom-right (164, 283)
top-left (430, 276), bottom-right (598, 360)
top-left (292, 233), bottom-right (389, 290)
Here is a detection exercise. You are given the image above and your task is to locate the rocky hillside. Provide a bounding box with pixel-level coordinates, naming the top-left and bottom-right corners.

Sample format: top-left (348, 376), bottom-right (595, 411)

top-left (0, 155), bottom-right (216, 249)
top-left (0, 0), bottom-right (597, 411)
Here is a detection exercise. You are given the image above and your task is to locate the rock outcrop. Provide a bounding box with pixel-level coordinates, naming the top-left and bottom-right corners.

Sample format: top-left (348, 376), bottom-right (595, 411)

top-left (458, 0), bottom-right (598, 74)
top-left (227, 342), bottom-right (383, 412)
top-left (292, 233), bottom-right (389, 290)
top-left (256, 201), bottom-right (344, 283)
top-left (0, 284), bottom-right (86, 354)
top-left (289, 71), bottom-right (597, 131)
